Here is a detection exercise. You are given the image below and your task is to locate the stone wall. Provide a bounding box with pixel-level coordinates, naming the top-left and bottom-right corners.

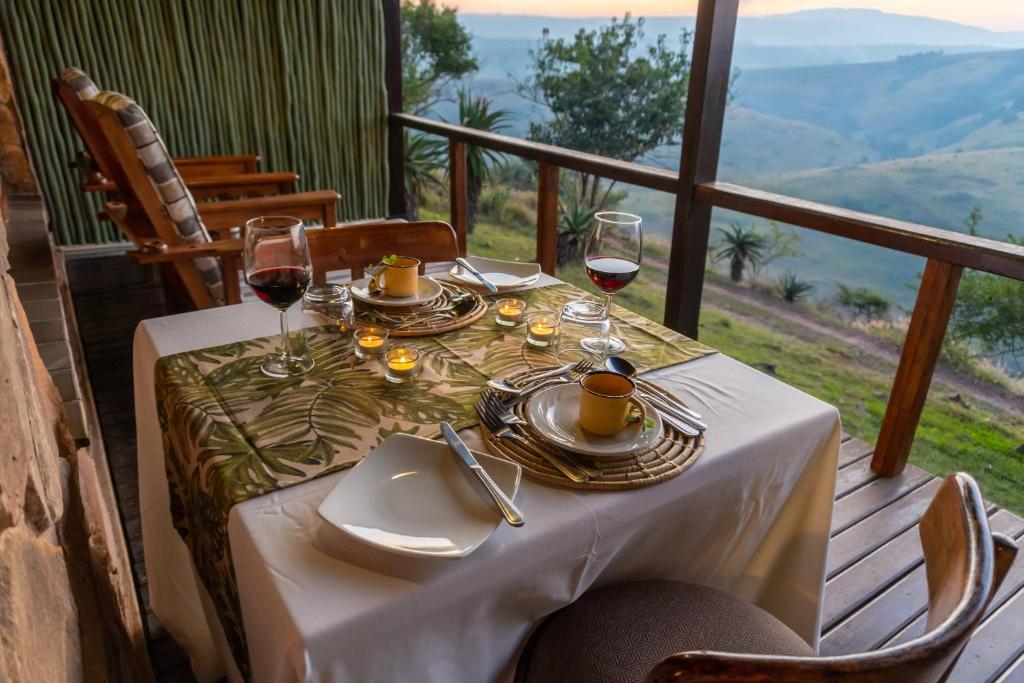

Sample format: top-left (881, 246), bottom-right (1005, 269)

top-left (0, 188), bottom-right (151, 680)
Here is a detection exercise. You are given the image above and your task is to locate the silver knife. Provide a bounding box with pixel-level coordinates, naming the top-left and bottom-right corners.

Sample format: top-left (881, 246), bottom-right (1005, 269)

top-left (441, 422), bottom-right (524, 527)
top-left (639, 391), bottom-right (707, 432)
top-left (456, 257), bottom-right (499, 293)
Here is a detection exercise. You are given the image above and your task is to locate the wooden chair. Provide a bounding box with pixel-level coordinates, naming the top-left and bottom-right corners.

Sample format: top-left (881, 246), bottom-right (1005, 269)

top-left (132, 221), bottom-right (458, 308)
top-left (516, 473), bottom-right (1017, 683)
top-left (306, 220), bottom-right (458, 283)
top-left (84, 89), bottom-right (339, 311)
top-left (53, 68), bottom-right (298, 200)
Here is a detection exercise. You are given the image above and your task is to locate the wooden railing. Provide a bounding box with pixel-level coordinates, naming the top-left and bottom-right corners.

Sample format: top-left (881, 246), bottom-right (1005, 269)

top-left (382, 0), bottom-right (1024, 478)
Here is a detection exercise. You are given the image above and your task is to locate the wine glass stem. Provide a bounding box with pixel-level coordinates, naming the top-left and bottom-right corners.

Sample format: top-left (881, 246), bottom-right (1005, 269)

top-left (279, 309), bottom-right (292, 361)
top-left (603, 293), bottom-right (613, 352)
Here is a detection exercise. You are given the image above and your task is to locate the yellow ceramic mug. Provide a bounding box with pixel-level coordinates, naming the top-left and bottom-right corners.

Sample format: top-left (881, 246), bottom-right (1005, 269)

top-left (578, 371), bottom-right (646, 437)
top-left (371, 256), bottom-right (421, 297)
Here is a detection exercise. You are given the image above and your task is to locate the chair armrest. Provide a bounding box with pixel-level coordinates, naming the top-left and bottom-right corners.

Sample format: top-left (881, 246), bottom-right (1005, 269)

top-left (175, 154), bottom-right (262, 176)
top-left (130, 239), bottom-right (245, 305)
top-left (82, 172), bottom-right (299, 197)
top-left (197, 190), bottom-right (340, 231)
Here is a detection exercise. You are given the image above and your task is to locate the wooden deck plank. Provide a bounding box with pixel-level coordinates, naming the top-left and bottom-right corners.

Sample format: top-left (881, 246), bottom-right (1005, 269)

top-left (831, 465), bottom-right (934, 535)
top-left (821, 510), bottom-right (1024, 655)
top-left (828, 477), bottom-right (943, 578)
top-left (946, 585), bottom-right (1024, 682)
top-left (834, 455), bottom-right (880, 499)
top-left (838, 437), bottom-right (873, 468)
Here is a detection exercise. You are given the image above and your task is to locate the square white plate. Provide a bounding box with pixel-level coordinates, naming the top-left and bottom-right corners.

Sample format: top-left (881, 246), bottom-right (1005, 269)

top-left (448, 256), bottom-right (542, 290)
top-left (317, 433), bottom-right (522, 558)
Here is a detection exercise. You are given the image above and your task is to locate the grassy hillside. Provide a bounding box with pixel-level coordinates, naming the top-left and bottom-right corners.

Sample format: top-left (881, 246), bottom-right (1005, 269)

top-left (427, 200), bottom-right (1024, 512)
top-left (734, 49), bottom-right (1024, 157)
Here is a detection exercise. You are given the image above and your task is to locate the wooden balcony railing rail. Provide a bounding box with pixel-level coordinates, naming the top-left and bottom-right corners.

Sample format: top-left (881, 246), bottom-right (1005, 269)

top-left (384, 0), bottom-right (1024, 480)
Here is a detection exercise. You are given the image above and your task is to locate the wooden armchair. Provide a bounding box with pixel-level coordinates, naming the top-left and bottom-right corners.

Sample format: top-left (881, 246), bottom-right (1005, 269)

top-left (53, 68), bottom-right (298, 200)
top-left (516, 473), bottom-right (1017, 683)
top-left (132, 221), bottom-right (458, 308)
top-left (85, 89), bottom-right (338, 311)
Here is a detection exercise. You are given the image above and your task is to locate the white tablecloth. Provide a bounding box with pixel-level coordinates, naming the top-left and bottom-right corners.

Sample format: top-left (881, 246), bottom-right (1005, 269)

top-left (133, 284), bottom-right (841, 683)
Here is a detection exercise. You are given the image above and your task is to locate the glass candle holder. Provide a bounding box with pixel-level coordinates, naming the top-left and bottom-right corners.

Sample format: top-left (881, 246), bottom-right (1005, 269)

top-left (383, 346), bottom-right (421, 384)
top-left (353, 326), bottom-right (390, 359)
top-left (526, 314), bottom-right (560, 348)
top-left (494, 298), bottom-right (526, 327)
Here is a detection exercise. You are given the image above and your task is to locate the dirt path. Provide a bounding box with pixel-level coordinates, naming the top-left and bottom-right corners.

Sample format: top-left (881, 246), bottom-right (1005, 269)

top-left (702, 280), bottom-right (1023, 415)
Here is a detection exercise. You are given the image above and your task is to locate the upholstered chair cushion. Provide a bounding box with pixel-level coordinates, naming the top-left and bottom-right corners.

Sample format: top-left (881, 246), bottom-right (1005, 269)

top-left (92, 91), bottom-right (224, 304)
top-left (516, 581), bottom-right (814, 683)
top-left (60, 67), bottom-right (99, 100)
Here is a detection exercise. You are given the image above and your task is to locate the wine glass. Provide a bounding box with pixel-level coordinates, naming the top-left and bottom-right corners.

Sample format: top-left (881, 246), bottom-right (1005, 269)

top-left (580, 211), bottom-right (643, 358)
top-left (244, 216), bottom-right (315, 378)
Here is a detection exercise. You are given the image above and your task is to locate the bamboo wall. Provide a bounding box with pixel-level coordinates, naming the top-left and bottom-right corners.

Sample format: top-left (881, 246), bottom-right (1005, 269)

top-left (0, 0), bottom-right (389, 244)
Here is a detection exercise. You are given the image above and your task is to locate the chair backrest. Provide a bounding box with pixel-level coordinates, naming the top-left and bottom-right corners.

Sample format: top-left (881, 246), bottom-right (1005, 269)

top-left (52, 68), bottom-right (121, 184)
top-left (306, 221), bottom-right (459, 284)
top-left (647, 472), bottom-right (1018, 683)
top-left (83, 91), bottom-right (223, 308)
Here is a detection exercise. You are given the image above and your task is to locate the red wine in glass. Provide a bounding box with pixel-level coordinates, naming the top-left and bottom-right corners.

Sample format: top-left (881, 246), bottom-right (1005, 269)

top-left (247, 266), bottom-right (311, 310)
top-left (585, 256), bottom-right (640, 294)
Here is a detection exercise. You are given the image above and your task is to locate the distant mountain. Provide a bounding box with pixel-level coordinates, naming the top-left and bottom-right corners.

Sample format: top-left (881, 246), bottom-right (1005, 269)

top-left (459, 9), bottom-right (1024, 47)
top-left (461, 9), bottom-right (1024, 73)
top-left (733, 49), bottom-right (1024, 158)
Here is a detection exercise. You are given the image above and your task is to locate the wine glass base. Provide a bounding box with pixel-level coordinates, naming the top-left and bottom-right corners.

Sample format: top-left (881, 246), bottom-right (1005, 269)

top-left (260, 353), bottom-right (314, 378)
top-left (580, 336), bottom-right (626, 356)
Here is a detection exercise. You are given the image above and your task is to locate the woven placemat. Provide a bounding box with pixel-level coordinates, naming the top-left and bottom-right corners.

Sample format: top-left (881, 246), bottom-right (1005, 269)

top-left (353, 281), bottom-right (487, 337)
top-left (478, 367), bottom-right (705, 490)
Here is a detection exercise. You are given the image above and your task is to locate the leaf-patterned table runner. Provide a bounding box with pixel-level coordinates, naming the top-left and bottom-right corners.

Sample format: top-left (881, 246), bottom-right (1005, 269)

top-left (155, 282), bottom-right (715, 676)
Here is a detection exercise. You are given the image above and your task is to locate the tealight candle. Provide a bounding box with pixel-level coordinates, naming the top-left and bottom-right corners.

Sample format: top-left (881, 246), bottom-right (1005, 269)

top-left (354, 326), bottom-right (390, 359)
top-left (383, 347), bottom-right (421, 384)
top-left (526, 314), bottom-right (560, 348)
top-left (495, 298), bottom-right (526, 327)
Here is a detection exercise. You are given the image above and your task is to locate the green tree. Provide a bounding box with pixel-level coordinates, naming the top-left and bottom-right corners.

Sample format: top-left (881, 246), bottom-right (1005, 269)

top-left (454, 90), bottom-right (509, 232)
top-left (950, 234), bottom-right (1024, 369)
top-left (835, 283), bottom-right (892, 321)
top-left (403, 131), bottom-right (446, 219)
top-left (402, 0), bottom-right (477, 113)
top-left (519, 15), bottom-right (691, 211)
top-left (714, 222), bottom-right (767, 283)
top-left (777, 271), bottom-right (814, 303)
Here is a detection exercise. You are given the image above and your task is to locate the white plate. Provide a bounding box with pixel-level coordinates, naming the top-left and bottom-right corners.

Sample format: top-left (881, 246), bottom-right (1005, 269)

top-left (350, 276), bottom-right (443, 307)
top-left (448, 256), bottom-right (542, 291)
top-left (317, 433), bottom-right (522, 558)
top-left (524, 383), bottom-right (663, 459)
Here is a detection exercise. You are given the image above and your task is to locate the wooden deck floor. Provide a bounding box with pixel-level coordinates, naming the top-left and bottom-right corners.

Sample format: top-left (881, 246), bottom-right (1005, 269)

top-left (65, 253), bottom-right (1024, 682)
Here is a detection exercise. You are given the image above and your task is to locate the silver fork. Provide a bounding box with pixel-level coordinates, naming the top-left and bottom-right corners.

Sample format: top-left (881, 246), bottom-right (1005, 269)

top-left (481, 392), bottom-right (603, 480)
top-left (487, 360), bottom-right (592, 397)
top-left (494, 361), bottom-right (593, 407)
top-left (476, 400), bottom-right (590, 483)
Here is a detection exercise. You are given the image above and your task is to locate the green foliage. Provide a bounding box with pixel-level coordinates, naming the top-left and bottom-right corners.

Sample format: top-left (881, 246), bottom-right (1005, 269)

top-left (455, 90), bottom-right (510, 232)
top-left (403, 131), bottom-right (446, 218)
top-left (950, 234), bottom-right (1024, 370)
top-left (777, 271), bottom-right (814, 303)
top-left (714, 222), bottom-right (767, 282)
top-left (964, 204), bottom-right (984, 236)
top-left (835, 282), bottom-right (893, 321)
top-left (556, 197), bottom-right (597, 266)
top-left (401, 0), bottom-right (477, 113)
top-left (520, 15), bottom-right (690, 209)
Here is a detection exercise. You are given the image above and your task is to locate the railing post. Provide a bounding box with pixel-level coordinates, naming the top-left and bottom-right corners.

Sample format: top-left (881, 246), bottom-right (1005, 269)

top-left (663, 0), bottom-right (739, 338)
top-left (449, 139), bottom-right (468, 255)
top-left (536, 162), bottom-right (559, 275)
top-left (872, 259), bottom-right (963, 476)
top-left (382, 0), bottom-right (407, 218)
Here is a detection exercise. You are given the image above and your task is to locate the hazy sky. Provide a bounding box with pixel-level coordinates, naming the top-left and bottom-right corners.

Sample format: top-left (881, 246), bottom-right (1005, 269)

top-left (448, 2), bottom-right (1024, 31)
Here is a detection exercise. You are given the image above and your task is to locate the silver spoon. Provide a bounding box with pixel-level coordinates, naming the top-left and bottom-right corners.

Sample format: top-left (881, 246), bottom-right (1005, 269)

top-left (605, 356), bottom-right (707, 431)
